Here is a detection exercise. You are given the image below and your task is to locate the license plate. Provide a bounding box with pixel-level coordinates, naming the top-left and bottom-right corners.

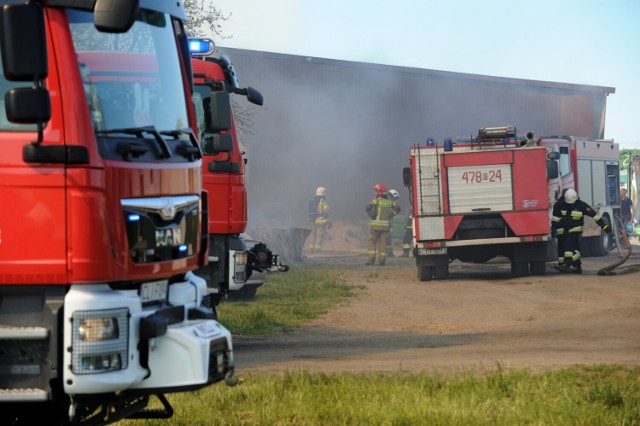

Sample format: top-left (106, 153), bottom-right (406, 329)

top-left (418, 248), bottom-right (447, 255)
top-left (140, 279), bottom-right (168, 303)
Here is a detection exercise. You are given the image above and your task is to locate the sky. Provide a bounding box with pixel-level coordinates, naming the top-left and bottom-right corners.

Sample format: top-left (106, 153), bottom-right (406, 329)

top-left (205, 0), bottom-right (640, 150)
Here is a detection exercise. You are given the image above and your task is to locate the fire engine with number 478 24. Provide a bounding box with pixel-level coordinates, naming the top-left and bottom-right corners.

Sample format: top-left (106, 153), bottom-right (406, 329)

top-left (403, 126), bottom-right (620, 281)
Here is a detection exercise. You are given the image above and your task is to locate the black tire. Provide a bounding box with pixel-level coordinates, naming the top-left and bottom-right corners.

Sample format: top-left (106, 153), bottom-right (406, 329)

top-left (434, 265), bottom-right (449, 280)
top-left (530, 260), bottom-right (546, 275)
top-left (511, 260), bottom-right (529, 276)
top-left (230, 285), bottom-right (258, 299)
top-left (589, 217), bottom-right (612, 257)
top-left (211, 303), bottom-right (219, 321)
top-left (418, 266), bottom-right (433, 281)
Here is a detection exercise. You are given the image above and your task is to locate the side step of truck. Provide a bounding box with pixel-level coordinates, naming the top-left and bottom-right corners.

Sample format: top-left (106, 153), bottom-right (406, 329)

top-left (0, 325), bottom-right (51, 401)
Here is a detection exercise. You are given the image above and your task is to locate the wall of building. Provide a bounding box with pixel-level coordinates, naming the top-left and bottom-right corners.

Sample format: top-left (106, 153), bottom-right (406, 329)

top-left (218, 48), bottom-right (614, 227)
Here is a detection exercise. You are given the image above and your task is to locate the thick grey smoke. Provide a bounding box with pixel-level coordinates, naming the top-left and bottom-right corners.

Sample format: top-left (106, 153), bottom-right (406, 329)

top-left (219, 47), bottom-right (612, 229)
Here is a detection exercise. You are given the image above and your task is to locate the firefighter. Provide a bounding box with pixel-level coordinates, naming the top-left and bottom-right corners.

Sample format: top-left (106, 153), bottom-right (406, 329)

top-left (386, 189), bottom-right (400, 257)
top-left (365, 184), bottom-right (400, 265)
top-left (551, 188), bottom-right (569, 269)
top-left (401, 213), bottom-right (414, 257)
top-left (556, 188), bottom-right (611, 274)
top-left (309, 186), bottom-right (331, 253)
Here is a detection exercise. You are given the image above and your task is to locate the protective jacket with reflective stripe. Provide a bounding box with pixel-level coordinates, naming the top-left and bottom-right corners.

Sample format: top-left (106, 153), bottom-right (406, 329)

top-left (366, 195), bottom-right (399, 231)
top-left (555, 198), bottom-right (606, 234)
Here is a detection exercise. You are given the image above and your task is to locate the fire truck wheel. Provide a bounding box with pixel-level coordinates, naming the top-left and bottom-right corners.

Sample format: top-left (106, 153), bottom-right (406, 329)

top-left (418, 266), bottom-right (433, 282)
top-left (434, 265), bottom-right (449, 280)
top-left (530, 261), bottom-right (546, 275)
top-left (590, 217), bottom-right (612, 257)
top-left (511, 260), bottom-right (529, 277)
top-left (239, 285), bottom-right (258, 298)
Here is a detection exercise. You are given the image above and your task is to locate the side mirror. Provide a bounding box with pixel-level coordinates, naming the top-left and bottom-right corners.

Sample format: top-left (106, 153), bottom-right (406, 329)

top-left (5, 87), bottom-right (50, 123)
top-left (206, 91), bottom-right (232, 132)
top-left (0, 3), bottom-right (47, 81)
top-left (94, 0), bottom-right (139, 33)
top-left (403, 167), bottom-right (412, 187)
top-left (202, 133), bottom-right (232, 155)
top-left (547, 160), bottom-right (559, 180)
top-left (246, 87), bottom-right (263, 106)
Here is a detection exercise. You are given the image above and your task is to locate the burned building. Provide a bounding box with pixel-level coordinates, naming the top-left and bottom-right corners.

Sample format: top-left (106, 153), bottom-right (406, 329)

top-left (217, 47), bottom-right (615, 226)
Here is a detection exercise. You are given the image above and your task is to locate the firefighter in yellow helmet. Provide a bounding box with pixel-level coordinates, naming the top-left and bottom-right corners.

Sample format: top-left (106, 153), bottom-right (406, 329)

top-left (308, 186), bottom-right (331, 253)
top-left (365, 184), bottom-right (400, 265)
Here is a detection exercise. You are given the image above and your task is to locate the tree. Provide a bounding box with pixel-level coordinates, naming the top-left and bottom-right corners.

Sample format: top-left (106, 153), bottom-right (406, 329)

top-left (183, 1), bottom-right (262, 137)
top-left (620, 149), bottom-right (640, 171)
top-left (183, 0), bottom-right (230, 39)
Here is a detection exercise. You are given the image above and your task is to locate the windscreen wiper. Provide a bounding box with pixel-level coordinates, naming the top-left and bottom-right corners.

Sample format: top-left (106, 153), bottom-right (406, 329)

top-left (160, 128), bottom-right (202, 160)
top-left (96, 126), bottom-right (172, 159)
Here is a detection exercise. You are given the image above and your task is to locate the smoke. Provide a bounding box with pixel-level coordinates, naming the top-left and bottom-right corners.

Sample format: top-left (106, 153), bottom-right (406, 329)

top-left (219, 47), bottom-right (608, 229)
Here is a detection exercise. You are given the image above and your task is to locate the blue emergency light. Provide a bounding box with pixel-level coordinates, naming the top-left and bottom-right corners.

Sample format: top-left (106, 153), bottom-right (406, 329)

top-left (188, 38), bottom-right (215, 56)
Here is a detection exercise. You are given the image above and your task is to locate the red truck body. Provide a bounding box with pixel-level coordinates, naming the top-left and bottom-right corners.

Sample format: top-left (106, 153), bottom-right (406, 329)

top-left (405, 127), bottom-right (620, 281)
top-left (0, 2), bottom-right (233, 424)
top-left (192, 58), bottom-right (248, 236)
top-left (190, 45), bottom-right (287, 299)
top-left (405, 127), bottom-right (554, 280)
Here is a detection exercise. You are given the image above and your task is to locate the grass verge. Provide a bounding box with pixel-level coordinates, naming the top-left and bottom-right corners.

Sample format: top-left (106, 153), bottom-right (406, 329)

top-left (217, 267), bottom-right (354, 335)
top-left (122, 365), bottom-right (640, 425)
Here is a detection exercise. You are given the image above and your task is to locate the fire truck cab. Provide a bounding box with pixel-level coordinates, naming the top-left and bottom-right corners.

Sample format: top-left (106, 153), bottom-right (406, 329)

top-left (0, 2), bottom-right (234, 424)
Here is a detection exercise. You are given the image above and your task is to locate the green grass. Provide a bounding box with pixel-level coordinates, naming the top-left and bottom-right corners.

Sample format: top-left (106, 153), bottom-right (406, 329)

top-left (116, 266), bottom-right (640, 425)
top-left (121, 365), bottom-right (640, 425)
top-left (217, 267), bottom-right (355, 335)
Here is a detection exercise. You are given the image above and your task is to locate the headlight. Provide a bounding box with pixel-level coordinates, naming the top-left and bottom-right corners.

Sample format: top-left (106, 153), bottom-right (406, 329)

top-left (71, 308), bottom-right (129, 374)
top-left (78, 317), bottom-right (119, 341)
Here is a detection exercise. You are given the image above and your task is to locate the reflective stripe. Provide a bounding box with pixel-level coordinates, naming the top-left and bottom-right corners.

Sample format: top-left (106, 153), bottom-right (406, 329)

top-left (568, 226), bottom-right (583, 233)
top-left (593, 215), bottom-right (602, 221)
top-left (371, 220), bottom-right (391, 231)
top-left (556, 229), bottom-right (564, 235)
top-left (570, 211), bottom-right (583, 219)
top-left (552, 216), bottom-right (561, 223)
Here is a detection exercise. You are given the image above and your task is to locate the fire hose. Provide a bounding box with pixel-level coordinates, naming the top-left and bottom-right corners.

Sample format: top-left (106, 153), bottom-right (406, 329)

top-left (597, 219), bottom-right (634, 276)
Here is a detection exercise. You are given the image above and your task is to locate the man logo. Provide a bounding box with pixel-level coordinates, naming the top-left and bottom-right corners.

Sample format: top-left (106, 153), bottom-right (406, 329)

top-left (160, 197), bottom-right (176, 220)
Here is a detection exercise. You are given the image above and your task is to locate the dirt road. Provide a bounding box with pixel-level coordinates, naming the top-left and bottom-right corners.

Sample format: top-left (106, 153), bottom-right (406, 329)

top-left (234, 227), bottom-right (640, 375)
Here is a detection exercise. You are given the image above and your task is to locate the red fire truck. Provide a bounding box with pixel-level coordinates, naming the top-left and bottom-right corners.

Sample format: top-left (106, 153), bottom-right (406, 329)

top-left (404, 126), bottom-right (620, 281)
top-left (403, 126), bottom-right (558, 281)
top-left (189, 38), bottom-right (288, 300)
top-left (0, 2), bottom-right (234, 424)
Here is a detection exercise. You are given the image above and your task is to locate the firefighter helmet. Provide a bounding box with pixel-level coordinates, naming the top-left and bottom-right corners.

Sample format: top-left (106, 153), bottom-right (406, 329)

top-left (315, 186), bottom-right (326, 196)
top-left (388, 189), bottom-right (399, 200)
top-left (564, 188), bottom-right (578, 204)
top-left (374, 183), bottom-right (387, 195)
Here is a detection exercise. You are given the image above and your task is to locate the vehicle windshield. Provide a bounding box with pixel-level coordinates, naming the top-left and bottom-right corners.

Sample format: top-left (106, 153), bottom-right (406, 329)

top-left (68, 9), bottom-right (189, 133)
top-left (193, 83), bottom-right (211, 140)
